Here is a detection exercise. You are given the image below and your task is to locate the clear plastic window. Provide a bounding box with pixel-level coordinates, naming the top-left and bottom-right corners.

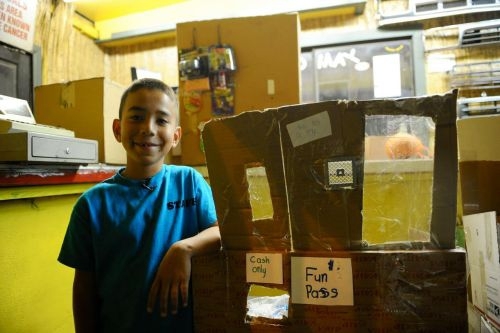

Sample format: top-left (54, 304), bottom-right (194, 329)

top-left (246, 165), bottom-right (274, 221)
top-left (363, 115), bottom-right (435, 245)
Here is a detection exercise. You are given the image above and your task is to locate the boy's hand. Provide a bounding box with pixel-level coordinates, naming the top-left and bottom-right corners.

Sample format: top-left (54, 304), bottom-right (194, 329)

top-left (147, 241), bottom-right (192, 317)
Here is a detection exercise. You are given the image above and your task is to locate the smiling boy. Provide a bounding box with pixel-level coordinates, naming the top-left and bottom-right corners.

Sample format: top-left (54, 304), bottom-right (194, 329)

top-left (58, 78), bottom-right (220, 332)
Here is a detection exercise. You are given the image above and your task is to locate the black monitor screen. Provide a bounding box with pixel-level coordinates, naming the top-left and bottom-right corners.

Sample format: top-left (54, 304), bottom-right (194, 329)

top-left (0, 43), bottom-right (33, 109)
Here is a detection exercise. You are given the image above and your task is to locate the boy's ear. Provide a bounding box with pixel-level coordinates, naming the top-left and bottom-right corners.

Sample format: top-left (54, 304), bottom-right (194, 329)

top-left (172, 126), bottom-right (182, 147)
top-left (112, 119), bottom-right (122, 142)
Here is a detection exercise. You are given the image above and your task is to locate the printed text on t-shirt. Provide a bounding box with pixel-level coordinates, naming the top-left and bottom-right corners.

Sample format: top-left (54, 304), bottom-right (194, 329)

top-left (167, 198), bottom-right (197, 210)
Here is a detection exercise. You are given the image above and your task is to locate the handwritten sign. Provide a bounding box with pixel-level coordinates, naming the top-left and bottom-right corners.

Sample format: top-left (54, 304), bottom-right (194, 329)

top-left (246, 252), bottom-right (283, 284)
top-left (291, 256), bottom-right (353, 306)
top-left (0, 0), bottom-right (37, 52)
top-left (286, 111), bottom-right (332, 147)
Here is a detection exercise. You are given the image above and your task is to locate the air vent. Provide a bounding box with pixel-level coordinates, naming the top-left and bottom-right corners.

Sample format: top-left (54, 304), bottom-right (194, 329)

top-left (459, 19), bottom-right (500, 47)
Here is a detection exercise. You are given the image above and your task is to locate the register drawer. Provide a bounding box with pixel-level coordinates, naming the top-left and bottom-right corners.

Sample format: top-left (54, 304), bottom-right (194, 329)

top-left (0, 132), bottom-right (98, 164)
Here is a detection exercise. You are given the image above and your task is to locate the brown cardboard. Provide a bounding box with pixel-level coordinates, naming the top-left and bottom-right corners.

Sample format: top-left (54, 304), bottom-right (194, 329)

top-left (202, 111), bottom-right (289, 250)
top-left (192, 249), bottom-right (467, 333)
top-left (34, 77), bottom-right (126, 164)
top-left (457, 115), bottom-right (500, 216)
top-left (176, 14), bottom-right (301, 165)
top-left (276, 101), bottom-right (365, 251)
top-left (202, 91), bottom-right (458, 250)
top-left (191, 252), bottom-right (227, 331)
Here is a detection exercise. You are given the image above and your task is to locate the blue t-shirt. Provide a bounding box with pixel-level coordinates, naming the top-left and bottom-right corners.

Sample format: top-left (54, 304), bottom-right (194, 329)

top-left (58, 164), bottom-right (217, 333)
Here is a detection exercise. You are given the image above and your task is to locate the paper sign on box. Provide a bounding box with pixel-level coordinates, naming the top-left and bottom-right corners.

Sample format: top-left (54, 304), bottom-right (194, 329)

top-left (246, 253), bottom-right (283, 284)
top-left (291, 256), bottom-right (353, 306)
top-left (464, 211), bottom-right (500, 328)
top-left (286, 111), bottom-right (332, 148)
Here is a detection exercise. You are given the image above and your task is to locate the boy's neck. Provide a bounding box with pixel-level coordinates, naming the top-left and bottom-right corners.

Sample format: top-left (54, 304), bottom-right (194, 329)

top-left (121, 164), bottom-right (163, 180)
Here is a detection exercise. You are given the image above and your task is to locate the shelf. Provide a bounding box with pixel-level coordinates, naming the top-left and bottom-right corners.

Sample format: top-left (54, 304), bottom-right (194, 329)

top-left (0, 163), bottom-right (119, 188)
top-left (458, 95), bottom-right (500, 117)
top-left (376, 0), bottom-right (500, 29)
top-left (451, 61), bottom-right (500, 90)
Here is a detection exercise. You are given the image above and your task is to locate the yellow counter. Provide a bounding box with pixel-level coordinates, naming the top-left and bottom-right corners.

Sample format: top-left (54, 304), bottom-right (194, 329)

top-left (0, 164), bottom-right (117, 333)
top-left (0, 187), bottom-right (88, 333)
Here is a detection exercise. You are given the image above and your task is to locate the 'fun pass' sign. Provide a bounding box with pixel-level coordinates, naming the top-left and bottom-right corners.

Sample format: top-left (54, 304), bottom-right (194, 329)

top-left (0, 0), bottom-right (37, 52)
top-left (291, 256), bottom-right (353, 306)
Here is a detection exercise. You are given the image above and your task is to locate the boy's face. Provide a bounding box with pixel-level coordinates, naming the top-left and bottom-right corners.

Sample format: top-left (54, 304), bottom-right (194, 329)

top-left (112, 88), bottom-right (181, 176)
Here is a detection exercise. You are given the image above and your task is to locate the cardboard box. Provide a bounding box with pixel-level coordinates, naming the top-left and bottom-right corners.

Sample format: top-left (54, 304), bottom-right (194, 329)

top-left (200, 110), bottom-right (289, 250)
top-left (192, 249), bottom-right (468, 333)
top-left (457, 115), bottom-right (500, 216)
top-left (458, 115), bottom-right (500, 330)
top-left (198, 92), bottom-right (464, 332)
top-left (464, 211), bottom-right (500, 329)
top-left (177, 13), bottom-right (301, 165)
top-left (34, 78), bottom-right (126, 164)
top-left (202, 91), bottom-right (458, 250)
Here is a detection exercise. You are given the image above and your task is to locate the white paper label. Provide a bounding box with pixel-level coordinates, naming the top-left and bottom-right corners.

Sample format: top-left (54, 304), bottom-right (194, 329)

top-left (286, 111), bottom-right (332, 147)
top-left (373, 53), bottom-right (401, 98)
top-left (291, 256), bottom-right (353, 306)
top-left (246, 253), bottom-right (283, 284)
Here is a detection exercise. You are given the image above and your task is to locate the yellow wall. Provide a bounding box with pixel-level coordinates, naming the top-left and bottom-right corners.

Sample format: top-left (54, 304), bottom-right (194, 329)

top-left (0, 190), bottom-right (88, 333)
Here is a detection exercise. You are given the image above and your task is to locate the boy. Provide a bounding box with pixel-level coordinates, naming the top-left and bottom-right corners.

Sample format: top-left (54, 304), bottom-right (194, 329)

top-left (58, 78), bottom-right (221, 332)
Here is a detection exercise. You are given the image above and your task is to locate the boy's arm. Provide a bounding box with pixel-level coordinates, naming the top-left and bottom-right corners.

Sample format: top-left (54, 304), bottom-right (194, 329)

top-left (147, 223), bottom-right (221, 317)
top-left (73, 269), bottom-right (100, 333)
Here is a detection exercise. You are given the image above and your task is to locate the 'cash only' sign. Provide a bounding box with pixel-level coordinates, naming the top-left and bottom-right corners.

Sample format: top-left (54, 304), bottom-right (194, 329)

top-left (246, 253), bottom-right (283, 284)
top-left (291, 256), bottom-right (353, 306)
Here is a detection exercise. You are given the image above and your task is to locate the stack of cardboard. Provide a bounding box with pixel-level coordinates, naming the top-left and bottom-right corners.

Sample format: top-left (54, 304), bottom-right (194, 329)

top-left (458, 115), bottom-right (500, 330)
top-left (193, 91), bottom-right (467, 332)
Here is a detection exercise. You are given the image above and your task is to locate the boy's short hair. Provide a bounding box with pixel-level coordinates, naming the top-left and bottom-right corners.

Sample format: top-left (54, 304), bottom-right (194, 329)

top-left (119, 78), bottom-right (179, 123)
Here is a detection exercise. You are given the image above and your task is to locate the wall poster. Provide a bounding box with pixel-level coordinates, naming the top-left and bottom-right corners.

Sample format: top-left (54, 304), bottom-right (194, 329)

top-left (0, 0), bottom-right (37, 52)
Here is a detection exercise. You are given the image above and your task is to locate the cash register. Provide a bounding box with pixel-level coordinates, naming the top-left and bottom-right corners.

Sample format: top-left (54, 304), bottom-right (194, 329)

top-left (0, 94), bottom-right (98, 164)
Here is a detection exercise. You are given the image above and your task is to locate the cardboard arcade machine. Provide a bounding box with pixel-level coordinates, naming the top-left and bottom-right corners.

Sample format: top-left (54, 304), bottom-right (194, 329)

top-left (195, 91), bottom-right (466, 332)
